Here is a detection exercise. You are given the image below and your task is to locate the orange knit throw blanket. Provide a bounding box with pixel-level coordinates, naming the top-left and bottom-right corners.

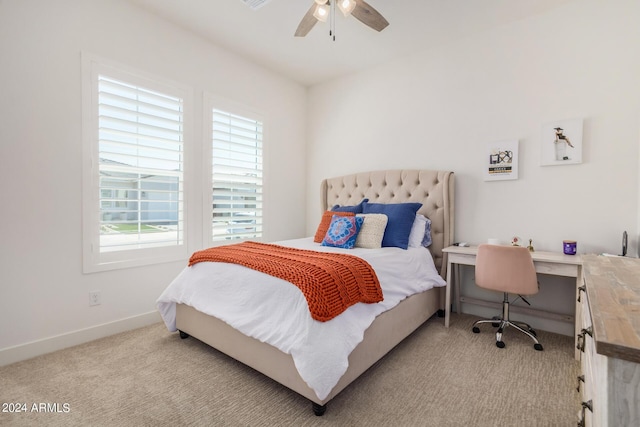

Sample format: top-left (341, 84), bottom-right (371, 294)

top-left (188, 242), bottom-right (383, 322)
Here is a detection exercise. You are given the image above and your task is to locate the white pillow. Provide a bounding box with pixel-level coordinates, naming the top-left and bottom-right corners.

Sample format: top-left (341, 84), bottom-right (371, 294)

top-left (355, 214), bottom-right (388, 249)
top-left (408, 214), bottom-right (432, 248)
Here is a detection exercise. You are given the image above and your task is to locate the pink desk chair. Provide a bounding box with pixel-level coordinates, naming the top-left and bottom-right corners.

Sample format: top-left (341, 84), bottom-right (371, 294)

top-left (472, 244), bottom-right (544, 351)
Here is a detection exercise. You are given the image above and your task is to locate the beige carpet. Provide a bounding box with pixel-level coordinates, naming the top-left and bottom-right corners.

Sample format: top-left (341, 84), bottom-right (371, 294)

top-left (0, 313), bottom-right (580, 426)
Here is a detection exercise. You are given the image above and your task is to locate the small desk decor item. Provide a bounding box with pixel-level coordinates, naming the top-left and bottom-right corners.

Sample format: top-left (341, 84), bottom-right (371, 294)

top-left (511, 236), bottom-right (521, 246)
top-left (563, 240), bottom-right (577, 255)
top-left (527, 239), bottom-right (535, 252)
top-left (484, 139), bottom-right (518, 181)
top-left (541, 118), bottom-right (583, 166)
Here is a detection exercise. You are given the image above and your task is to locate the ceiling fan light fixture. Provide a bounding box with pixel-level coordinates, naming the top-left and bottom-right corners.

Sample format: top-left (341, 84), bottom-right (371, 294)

top-left (295, 0), bottom-right (388, 39)
top-left (337, 0), bottom-right (356, 16)
top-left (313, 4), bottom-right (329, 22)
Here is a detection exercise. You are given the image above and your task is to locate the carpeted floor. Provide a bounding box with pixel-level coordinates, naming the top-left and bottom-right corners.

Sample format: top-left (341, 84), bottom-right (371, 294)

top-left (0, 313), bottom-right (580, 426)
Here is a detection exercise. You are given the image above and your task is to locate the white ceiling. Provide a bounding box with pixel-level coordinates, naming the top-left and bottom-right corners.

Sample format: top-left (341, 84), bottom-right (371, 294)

top-left (128, 0), bottom-right (573, 86)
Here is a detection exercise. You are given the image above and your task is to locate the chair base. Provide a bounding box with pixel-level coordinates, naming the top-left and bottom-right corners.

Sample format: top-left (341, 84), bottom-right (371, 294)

top-left (471, 294), bottom-right (543, 351)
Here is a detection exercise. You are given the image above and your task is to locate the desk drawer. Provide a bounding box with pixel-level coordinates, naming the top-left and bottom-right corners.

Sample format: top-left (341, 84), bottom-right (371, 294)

top-left (535, 261), bottom-right (579, 277)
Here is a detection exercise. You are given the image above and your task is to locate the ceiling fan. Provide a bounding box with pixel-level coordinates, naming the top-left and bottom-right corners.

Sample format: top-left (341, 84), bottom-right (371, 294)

top-left (294, 0), bottom-right (389, 38)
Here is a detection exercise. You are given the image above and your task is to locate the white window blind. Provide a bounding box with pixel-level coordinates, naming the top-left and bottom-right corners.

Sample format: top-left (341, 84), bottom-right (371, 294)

top-left (211, 109), bottom-right (263, 242)
top-left (98, 75), bottom-right (184, 252)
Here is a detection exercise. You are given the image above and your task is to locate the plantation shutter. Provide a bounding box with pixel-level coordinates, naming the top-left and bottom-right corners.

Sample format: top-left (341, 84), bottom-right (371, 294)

top-left (98, 75), bottom-right (184, 252)
top-left (211, 109), bottom-right (263, 241)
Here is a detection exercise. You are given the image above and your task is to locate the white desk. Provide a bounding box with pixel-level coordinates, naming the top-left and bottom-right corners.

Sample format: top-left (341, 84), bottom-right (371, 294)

top-left (442, 245), bottom-right (583, 358)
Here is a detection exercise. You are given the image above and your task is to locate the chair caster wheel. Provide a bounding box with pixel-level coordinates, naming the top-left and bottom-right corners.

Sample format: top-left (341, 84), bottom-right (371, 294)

top-left (496, 341), bottom-right (505, 348)
top-left (534, 343), bottom-right (543, 351)
top-left (472, 327), bottom-right (480, 333)
top-left (491, 316), bottom-right (501, 327)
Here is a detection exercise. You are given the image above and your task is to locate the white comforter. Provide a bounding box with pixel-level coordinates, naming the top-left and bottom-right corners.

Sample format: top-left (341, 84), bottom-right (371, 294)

top-left (156, 237), bottom-right (446, 400)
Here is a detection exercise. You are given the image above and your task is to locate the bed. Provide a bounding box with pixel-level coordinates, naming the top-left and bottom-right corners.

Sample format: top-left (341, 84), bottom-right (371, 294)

top-left (157, 169), bottom-right (455, 415)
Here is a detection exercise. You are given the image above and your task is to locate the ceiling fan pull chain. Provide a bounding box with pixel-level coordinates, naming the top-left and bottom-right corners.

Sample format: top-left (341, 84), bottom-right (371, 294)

top-left (331, 0), bottom-right (336, 41)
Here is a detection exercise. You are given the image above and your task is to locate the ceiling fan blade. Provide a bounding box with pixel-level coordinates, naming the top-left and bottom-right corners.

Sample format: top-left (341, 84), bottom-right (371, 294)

top-left (294, 3), bottom-right (318, 37)
top-left (351, 0), bottom-right (389, 32)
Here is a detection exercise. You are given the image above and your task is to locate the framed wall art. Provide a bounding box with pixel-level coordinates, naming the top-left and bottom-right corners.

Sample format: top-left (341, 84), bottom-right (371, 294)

top-left (484, 139), bottom-right (518, 181)
top-left (541, 118), bottom-right (583, 166)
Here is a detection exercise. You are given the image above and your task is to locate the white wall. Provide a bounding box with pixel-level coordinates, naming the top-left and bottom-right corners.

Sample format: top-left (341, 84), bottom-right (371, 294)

top-left (0, 0), bottom-right (307, 364)
top-left (306, 0), bottom-right (640, 334)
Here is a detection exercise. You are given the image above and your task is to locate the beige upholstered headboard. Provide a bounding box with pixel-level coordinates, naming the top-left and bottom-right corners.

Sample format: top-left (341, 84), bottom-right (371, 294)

top-left (320, 169), bottom-right (455, 277)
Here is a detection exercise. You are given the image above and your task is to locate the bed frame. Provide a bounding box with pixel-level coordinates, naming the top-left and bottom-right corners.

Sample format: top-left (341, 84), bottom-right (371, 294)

top-left (176, 169), bottom-right (455, 415)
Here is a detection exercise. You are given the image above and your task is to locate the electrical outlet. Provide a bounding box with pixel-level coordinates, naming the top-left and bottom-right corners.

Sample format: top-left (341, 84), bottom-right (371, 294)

top-left (89, 291), bottom-right (101, 306)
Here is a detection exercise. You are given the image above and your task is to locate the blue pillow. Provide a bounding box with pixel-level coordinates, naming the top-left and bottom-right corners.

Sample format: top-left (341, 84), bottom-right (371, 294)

top-left (362, 202), bottom-right (422, 249)
top-left (332, 198), bottom-right (369, 213)
top-left (321, 215), bottom-right (364, 249)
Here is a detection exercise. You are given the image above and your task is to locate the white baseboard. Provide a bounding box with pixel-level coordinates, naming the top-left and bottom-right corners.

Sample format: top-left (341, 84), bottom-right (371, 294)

top-left (0, 311), bottom-right (162, 367)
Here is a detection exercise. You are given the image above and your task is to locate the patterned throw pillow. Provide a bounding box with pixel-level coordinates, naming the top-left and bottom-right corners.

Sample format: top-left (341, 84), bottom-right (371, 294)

top-left (422, 216), bottom-right (433, 247)
top-left (355, 214), bottom-right (388, 249)
top-left (408, 214), bottom-right (433, 248)
top-left (321, 215), bottom-right (364, 249)
top-left (314, 211), bottom-right (355, 243)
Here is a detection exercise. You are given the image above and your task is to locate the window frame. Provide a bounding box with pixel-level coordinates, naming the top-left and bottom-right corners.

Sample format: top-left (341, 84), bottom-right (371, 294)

top-left (82, 54), bottom-right (194, 273)
top-left (203, 94), bottom-right (266, 248)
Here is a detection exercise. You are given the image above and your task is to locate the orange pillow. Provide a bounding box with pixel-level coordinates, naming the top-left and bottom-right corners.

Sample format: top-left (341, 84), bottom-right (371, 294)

top-left (313, 211), bottom-right (355, 243)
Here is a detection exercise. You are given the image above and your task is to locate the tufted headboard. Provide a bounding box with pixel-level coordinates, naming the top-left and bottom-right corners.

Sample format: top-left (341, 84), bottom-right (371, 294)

top-left (320, 169), bottom-right (455, 278)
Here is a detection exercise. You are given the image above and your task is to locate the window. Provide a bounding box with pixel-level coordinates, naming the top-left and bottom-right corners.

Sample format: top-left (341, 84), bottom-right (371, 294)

top-left (83, 55), bottom-right (192, 272)
top-left (98, 75), bottom-right (185, 252)
top-left (209, 105), bottom-right (263, 243)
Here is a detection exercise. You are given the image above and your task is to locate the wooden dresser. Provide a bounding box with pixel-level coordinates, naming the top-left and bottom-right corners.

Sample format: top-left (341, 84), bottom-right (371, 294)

top-left (577, 255), bottom-right (640, 426)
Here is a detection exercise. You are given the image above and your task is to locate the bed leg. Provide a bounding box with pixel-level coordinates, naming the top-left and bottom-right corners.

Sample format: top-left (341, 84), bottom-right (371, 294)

top-left (312, 402), bottom-right (326, 416)
top-left (437, 309), bottom-right (445, 318)
top-left (178, 330), bottom-right (190, 339)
